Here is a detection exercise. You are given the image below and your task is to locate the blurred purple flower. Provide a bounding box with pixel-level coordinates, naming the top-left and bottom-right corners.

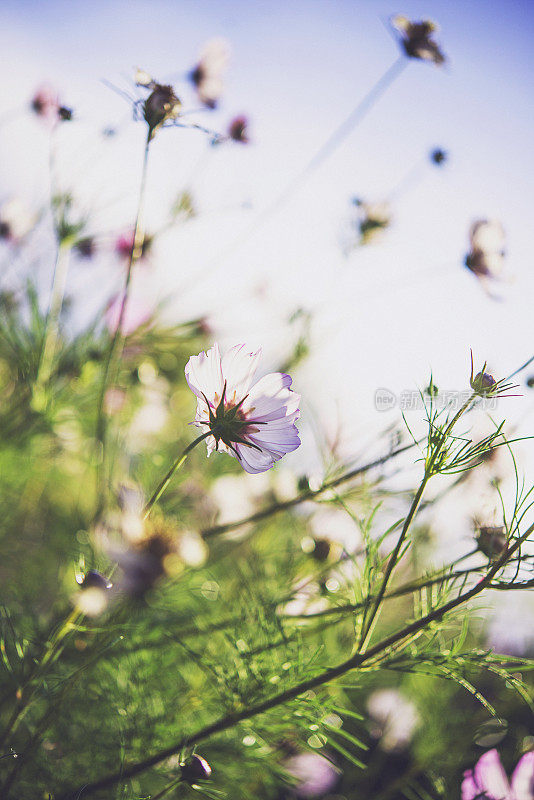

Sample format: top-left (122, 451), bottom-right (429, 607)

top-left (390, 16), bottom-right (446, 65)
top-left (185, 343), bottom-right (300, 474)
top-left (285, 752), bottom-right (338, 798)
top-left (190, 38), bottom-right (230, 109)
top-left (462, 749), bottom-right (534, 800)
top-left (367, 688), bottom-right (419, 752)
top-left (465, 219), bottom-right (506, 283)
top-left (0, 198), bottom-right (36, 243)
top-left (114, 230), bottom-right (152, 262)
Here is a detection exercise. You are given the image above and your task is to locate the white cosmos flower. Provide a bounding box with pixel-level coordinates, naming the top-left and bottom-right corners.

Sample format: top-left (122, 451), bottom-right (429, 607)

top-left (185, 343), bottom-right (301, 474)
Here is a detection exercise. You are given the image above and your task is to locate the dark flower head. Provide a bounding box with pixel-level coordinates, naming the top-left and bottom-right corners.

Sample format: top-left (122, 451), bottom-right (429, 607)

top-left (430, 148), bottom-right (447, 165)
top-left (465, 219), bottom-right (506, 283)
top-left (58, 106), bottom-right (73, 121)
top-left (527, 376), bottom-right (534, 389)
top-left (228, 115), bottom-right (249, 143)
top-left (180, 754), bottom-right (212, 783)
top-left (76, 570), bottom-right (112, 591)
top-left (476, 526), bottom-right (507, 560)
top-left (350, 198), bottom-right (391, 246)
top-left (470, 369), bottom-right (497, 395)
top-left (143, 83), bottom-right (182, 139)
top-left (75, 236), bottom-right (96, 259)
top-left (310, 538), bottom-right (332, 562)
top-left (391, 15), bottom-right (446, 65)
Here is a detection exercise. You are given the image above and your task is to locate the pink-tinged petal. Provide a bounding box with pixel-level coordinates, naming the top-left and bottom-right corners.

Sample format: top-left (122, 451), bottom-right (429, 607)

top-left (220, 344), bottom-right (262, 403)
top-left (474, 750), bottom-right (511, 800)
top-left (511, 752), bottom-right (534, 800)
top-left (462, 770), bottom-right (481, 800)
top-left (185, 344), bottom-right (224, 403)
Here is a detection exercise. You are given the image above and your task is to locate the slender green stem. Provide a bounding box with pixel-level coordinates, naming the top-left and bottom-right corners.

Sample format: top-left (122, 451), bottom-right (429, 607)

top-left (32, 241), bottom-right (72, 409)
top-left (359, 394), bottom-right (477, 651)
top-left (358, 475), bottom-right (429, 651)
top-left (149, 776), bottom-right (183, 800)
top-left (95, 133), bottom-right (151, 478)
top-left (56, 522), bottom-right (534, 800)
top-left (143, 432), bottom-right (212, 519)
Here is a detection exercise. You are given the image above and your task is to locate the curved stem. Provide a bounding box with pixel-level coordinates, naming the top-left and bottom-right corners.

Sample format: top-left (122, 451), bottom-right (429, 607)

top-left (143, 432), bottom-right (212, 519)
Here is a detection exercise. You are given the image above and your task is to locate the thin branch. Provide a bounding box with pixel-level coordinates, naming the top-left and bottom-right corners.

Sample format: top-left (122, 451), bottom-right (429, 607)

top-left (201, 441), bottom-right (417, 538)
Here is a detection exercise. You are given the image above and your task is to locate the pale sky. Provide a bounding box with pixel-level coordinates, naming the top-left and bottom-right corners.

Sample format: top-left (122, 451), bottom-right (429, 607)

top-left (1, 0), bottom-right (534, 485)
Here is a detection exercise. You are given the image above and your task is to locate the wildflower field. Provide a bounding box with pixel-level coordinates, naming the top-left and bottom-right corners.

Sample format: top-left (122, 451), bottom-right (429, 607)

top-left (0, 2), bottom-right (533, 799)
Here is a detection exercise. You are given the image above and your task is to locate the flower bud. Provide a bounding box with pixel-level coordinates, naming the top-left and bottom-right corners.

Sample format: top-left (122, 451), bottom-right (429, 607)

top-left (430, 148), bottom-right (447, 165)
top-left (135, 68), bottom-right (154, 88)
top-left (310, 538), bottom-right (331, 562)
top-left (58, 106), bottom-right (73, 121)
top-left (228, 115), bottom-right (249, 143)
top-left (180, 754), bottom-right (212, 783)
top-left (143, 84), bottom-right (181, 139)
top-left (470, 371), bottom-right (497, 395)
top-left (476, 526), bottom-right (507, 560)
top-left (390, 16), bottom-right (446, 65)
top-left (76, 570), bottom-right (112, 591)
top-left (75, 237), bottom-right (95, 259)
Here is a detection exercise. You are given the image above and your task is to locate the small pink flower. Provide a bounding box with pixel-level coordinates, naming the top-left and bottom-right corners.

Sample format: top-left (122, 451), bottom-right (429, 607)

top-left (462, 749), bottom-right (534, 800)
top-left (185, 343), bottom-right (301, 474)
top-left (114, 230), bottom-right (152, 262)
top-left (285, 752), bottom-right (338, 798)
top-left (31, 84), bottom-right (60, 121)
top-left (465, 220), bottom-right (506, 282)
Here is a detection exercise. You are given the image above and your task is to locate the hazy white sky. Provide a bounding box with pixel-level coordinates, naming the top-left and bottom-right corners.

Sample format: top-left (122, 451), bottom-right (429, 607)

top-left (1, 0), bottom-right (534, 476)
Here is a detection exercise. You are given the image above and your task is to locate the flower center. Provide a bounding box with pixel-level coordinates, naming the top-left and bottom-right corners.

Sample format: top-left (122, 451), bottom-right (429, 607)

top-left (200, 382), bottom-right (263, 456)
